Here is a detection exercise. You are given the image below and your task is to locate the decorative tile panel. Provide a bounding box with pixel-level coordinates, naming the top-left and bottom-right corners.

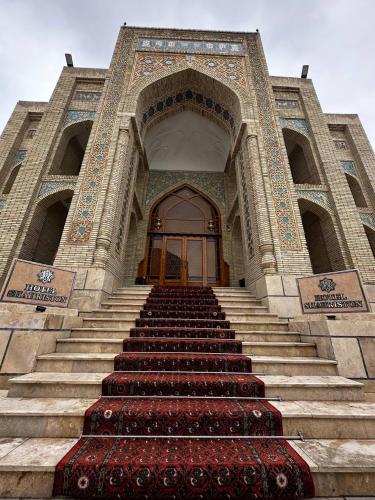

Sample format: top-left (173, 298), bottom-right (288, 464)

top-left (145, 171), bottom-right (225, 206)
top-left (26, 129), bottom-right (37, 139)
top-left (248, 35), bottom-right (301, 250)
top-left (137, 38), bottom-right (244, 56)
top-left (37, 180), bottom-right (77, 200)
top-left (238, 149), bottom-right (254, 258)
top-left (63, 110), bottom-right (96, 128)
top-left (360, 212), bottom-right (375, 230)
top-left (130, 52), bottom-right (246, 93)
top-left (116, 147), bottom-right (137, 254)
top-left (140, 88), bottom-right (236, 136)
top-left (296, 189), bottom-right (335, 211)
top-left (67, 31), bottom-right (134, 243)
top-left (276, 99), bottom-right (299, 109)
top-left (16, 150), bottom-right (27, 162)
top-left (341, 160), bottom-right (357, 177)
top-left (73, 91), bottom-right (102, 101)
top-left (280, 117), bottom-right (309, 134)
top-left (334, 140), bottom-right (347, 150)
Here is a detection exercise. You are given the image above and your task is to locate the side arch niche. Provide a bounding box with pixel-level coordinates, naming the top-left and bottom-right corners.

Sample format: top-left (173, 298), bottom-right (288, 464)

top-left (50, 120), bottom-right (93, 175)
top-left (2, 163), bottom-right (22, 194)
top-left (282, 128), bottom-right (320, 184)
top-left (363, 224), bottom-right (375, 258)
top-left (19, 189), bottom-right (73, 265)
top-left (298, 198), bottom-right (345, 274)
top-left (345, 173), bottom-right (367, 208)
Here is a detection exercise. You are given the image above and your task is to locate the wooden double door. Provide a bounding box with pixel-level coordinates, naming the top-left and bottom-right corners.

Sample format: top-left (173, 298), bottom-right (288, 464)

top-left (146, 234), bottom-right (222, 286)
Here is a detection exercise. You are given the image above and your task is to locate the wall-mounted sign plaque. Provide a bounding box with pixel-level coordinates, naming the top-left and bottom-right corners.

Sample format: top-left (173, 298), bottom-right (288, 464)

top-left (0, 259), bottom-right (76, 308)
top-left (297, 270), bottom-right (369, 314)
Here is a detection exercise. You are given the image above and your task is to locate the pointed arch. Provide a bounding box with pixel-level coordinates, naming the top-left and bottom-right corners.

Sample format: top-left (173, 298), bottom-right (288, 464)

top-left (19, 189), bottom-right (74, 265)
top-left (135, 68), bottom-right (242, 142)
top-left (298, 198), bottom-right (345, 273)
top-left (149, 183), bottom-right (222, 230)
top-left (363, 225), bottom-right (375, 258)
top-left (282, 128), bottom-right (321, 184)
top-left (2, 162), bottom-right (22, 194)
top-left (345, 173), bottom-right (367, 207)
top-left (50, 120), bottom-right (93, 175)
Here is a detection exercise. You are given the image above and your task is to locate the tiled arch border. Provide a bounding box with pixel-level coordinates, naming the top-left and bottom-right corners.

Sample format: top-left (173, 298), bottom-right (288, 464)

top-left (139, 89), bottom-right (236, 138)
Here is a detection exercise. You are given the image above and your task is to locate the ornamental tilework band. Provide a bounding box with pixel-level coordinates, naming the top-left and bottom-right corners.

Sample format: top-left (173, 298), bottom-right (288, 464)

top-left (73, 91), bottom-right (102, 101)
top-left (341, 160), bottom-right (357, 177)
top-left (130, 52), bottom-right (246, 94)
top-left (15, 149), bottom-right (27, 162)
top-left (248, 36), bottom-right (301, 250)
top-left (67, 32), bottom-right (133, 243)
top-left (63, 110), bottom-right (96, 128)
top-left (145, 171), bottom-right (225, 206)
top-left (238, 149), bottom-right (254, 258)
top-left (297, 189), bottom-right (335, 211)
top-left (137, 38), bottom-right (244, 56)
top-left (280, 117), bottom-right (309, 134)
top-left (37, 180), bottom-right (77, 200)
top-left (116, 147), bottom-right (137, 254)
top-left (360, 212), bottom-right (375, 230)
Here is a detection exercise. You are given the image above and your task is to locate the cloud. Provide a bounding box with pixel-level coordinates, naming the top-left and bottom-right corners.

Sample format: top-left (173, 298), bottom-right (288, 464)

top-left (0, 0), bottom-right (374, 149)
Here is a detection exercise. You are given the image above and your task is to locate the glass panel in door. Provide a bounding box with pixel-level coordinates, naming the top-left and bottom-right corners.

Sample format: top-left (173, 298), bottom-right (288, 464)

top-left (186, 238), bottom-right (203, 284)
top-left (207, 237), bottom-right (221, 283)
top-left (164, 238), bottom-right (183, 282)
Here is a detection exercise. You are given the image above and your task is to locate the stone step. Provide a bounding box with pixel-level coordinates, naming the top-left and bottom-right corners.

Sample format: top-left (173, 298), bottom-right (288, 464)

top-left (101, 302), bottom-right (147, 310)
top-left (226, 313), bottom-right (282, 322)
top-left (222, 306), bottom-right (268, 313)
top-left (82, 318), bottom-right (135, 329)
top-left (69, 327), bottom-right (301, 342)
top-left (235, 330), bottom-right (301, 342)
top-left (34, 352), bottom-right (338, 376)
top-left (8, 372), bottom-right (364, 400)
top-left (242, 341), bottom-right (317, 357)
top-left (81, 317), bottom-right (291, 330)
top-left (81, 310), bottom-right (140, 320)
top-left (1, 437), bottom-right (374, 497)
top-left (230, 320), bottom-right (289, 331)
top-left (56, 338), bottom-right (316, 357)
top-left (1, 397), bottom-right (375, 439)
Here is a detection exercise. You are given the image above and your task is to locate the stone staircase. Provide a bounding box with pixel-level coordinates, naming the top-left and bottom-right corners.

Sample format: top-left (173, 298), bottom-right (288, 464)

top-left (0, 286), bottom-right (375, 497)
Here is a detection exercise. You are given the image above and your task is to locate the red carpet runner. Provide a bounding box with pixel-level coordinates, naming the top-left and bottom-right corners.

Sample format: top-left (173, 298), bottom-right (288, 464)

top-left (54, 286), bottom-right (314, 499)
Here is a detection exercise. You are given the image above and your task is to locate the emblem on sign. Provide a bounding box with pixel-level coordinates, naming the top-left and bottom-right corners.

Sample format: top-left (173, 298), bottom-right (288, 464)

top-left (37, 269), bottom-right (55, 284)
top-left (318, 278), bottom-right (336, 293)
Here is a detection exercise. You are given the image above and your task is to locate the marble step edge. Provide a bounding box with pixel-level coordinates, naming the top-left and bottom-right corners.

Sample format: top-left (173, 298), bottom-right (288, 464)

top-left (9, 372), bottom-right (361, 388)
top-left (1, 397), bottom-right (375, 420)
top-left (8, 373), bottom-right (364, 401)
top-left (1, 438), bottom-right (375, 497)
top-left (57, 338), bottom-right (315, 348)
top-left (36, 353), bottom-right (336, 365)
top-left (80, 318), bottom-right (287, 325)
top-left (70, 327), bottom-right (300, 335)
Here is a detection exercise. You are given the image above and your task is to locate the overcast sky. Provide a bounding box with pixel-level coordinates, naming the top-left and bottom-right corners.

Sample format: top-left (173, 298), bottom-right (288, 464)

top-left (0, 0), bottom-right (374, 149)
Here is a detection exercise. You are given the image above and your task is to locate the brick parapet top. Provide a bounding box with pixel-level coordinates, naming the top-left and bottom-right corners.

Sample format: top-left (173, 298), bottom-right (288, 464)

top-left (121, 25), bottom-right (257, 37)
top-left (61, 67), bottom-right (108, 77)
top-left (325, 113), bottom-right (360, 124)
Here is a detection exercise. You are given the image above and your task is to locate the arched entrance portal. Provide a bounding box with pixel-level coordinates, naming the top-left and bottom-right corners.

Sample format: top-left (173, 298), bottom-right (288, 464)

top-left (144, 186), bottom-right (225, 286)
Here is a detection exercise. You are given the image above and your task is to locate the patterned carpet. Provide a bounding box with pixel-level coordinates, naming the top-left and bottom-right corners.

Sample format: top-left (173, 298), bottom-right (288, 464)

top-left (54, 286), bottom-right (314, 499)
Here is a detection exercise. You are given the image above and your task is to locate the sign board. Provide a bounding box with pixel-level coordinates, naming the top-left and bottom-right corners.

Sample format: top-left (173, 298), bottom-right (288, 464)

top-left (297, 270), bottom-right (369, 314)
top-left (0, 259), bottom-right (76, 308)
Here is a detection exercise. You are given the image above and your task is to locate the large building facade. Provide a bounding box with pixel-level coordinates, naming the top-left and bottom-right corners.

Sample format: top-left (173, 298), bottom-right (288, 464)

top-left (1, 25), bottom-right (375, 316)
